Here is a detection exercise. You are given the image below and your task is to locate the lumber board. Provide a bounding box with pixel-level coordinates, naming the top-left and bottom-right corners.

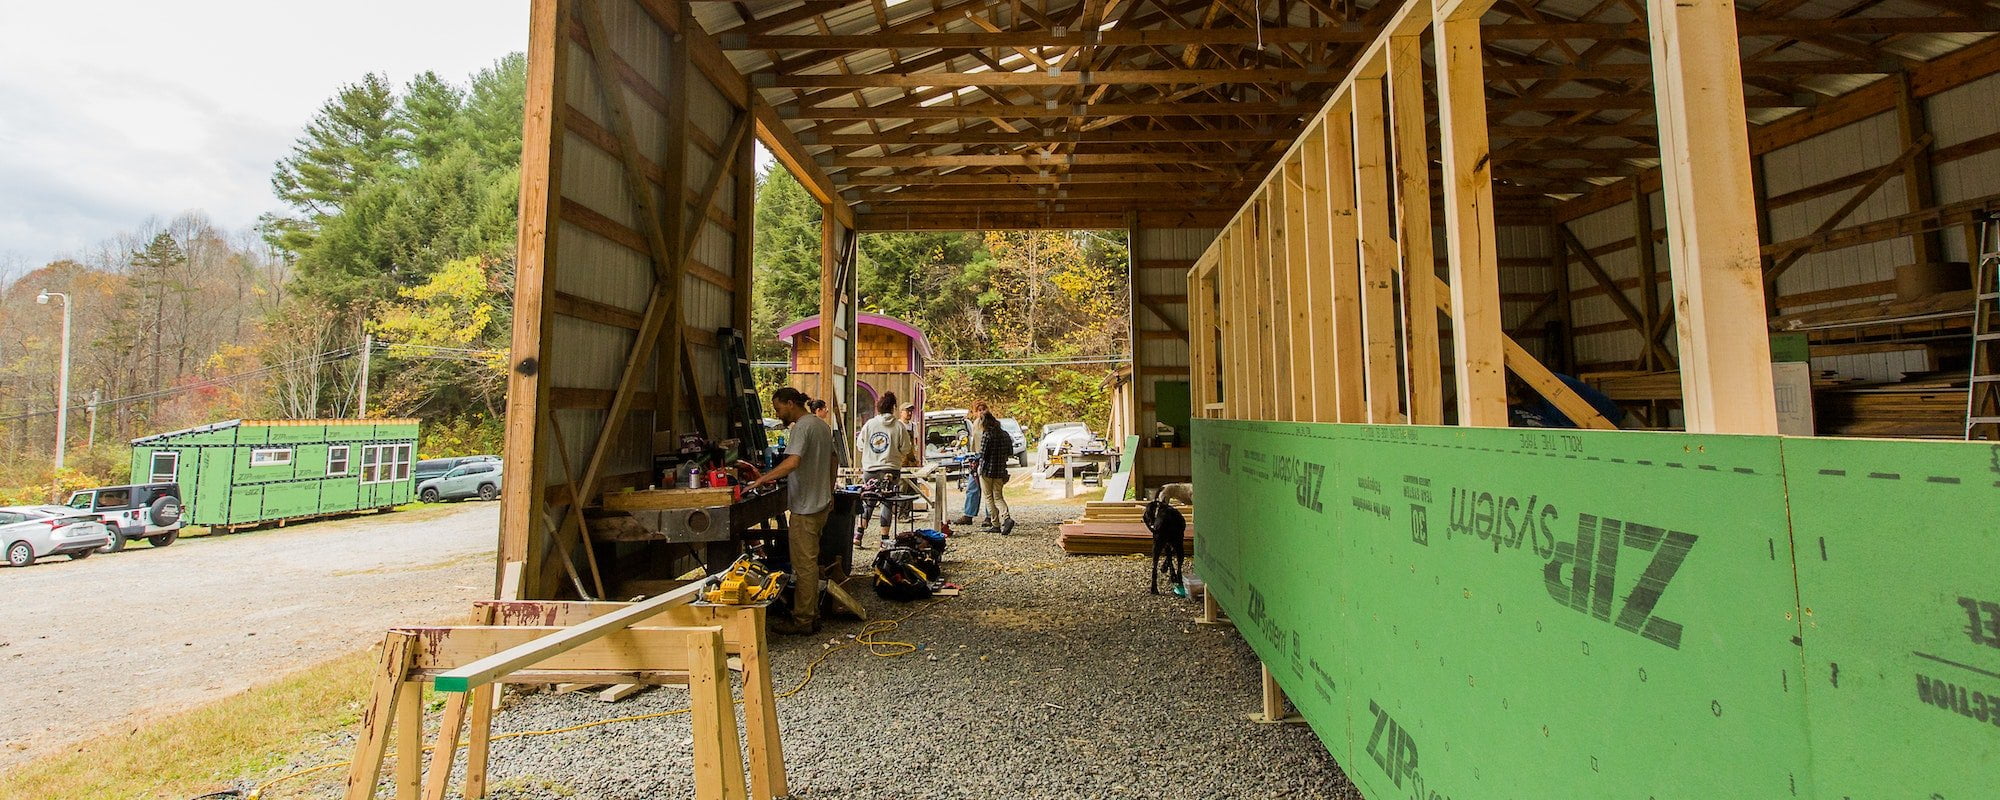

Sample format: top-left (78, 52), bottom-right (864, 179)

top-left (430, 580), bottom-right (706, 692)
top-left (601, 487), bottom-right (736, 511)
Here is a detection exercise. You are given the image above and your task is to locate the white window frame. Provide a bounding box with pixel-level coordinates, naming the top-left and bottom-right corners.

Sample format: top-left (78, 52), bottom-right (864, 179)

top-left (361, 444), bottom-right (412, 485)
top-left (149, 450), bottom-right (179, 484)
top-left (250, 447), bottom-right (293, 468)
top-left (327, 445), bottom-right (351, 476)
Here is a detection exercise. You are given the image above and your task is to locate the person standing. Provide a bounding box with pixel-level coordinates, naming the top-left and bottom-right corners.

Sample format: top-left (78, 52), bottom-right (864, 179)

top-left (746, 387), bottom-right (836, 635)
top-left (953, 401), bottom-right (988, 525)
top-left (976, 410), bottom-right (1015, 535)
top-left (854, 392), bottom-right (913, 546)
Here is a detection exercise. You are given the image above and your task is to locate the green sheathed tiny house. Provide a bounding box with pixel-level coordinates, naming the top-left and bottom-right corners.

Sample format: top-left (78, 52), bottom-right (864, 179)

top-left (130, 419), bottom-right (421, 528)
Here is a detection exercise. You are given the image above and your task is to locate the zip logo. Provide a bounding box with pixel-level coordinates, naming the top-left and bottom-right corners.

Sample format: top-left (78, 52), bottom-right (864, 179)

top-left (1295, 461), bottom-right (1326, 513)
top-left (1366, 701), bottom-right (1420, 789)
top-left (1543, 514), bottom-right (1698, 649)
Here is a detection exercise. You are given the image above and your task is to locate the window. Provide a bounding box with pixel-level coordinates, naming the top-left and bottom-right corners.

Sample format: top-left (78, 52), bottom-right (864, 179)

top-left (250, 448), bottom-right (293, 467)
top-left (67, 492), bottom-right (93, 510)
top-left (96, 488), bottom-right (132, 510)
top-left (149, 451), bottom-right (179, 484)
top-left (0, 512), bottom-right (20, 525)
top-left (361, 444), bottom-right (412, 485)
top-left (327, 446), bottom-right (351, 476)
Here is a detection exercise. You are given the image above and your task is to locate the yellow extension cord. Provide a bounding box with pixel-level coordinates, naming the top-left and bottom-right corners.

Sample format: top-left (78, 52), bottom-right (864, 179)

top-left (246, 555), bottom-right (1143, 798)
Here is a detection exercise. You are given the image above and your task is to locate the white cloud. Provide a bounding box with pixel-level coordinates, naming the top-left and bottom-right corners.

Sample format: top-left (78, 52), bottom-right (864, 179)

top-left (0, 0), bottom-right (529, 278)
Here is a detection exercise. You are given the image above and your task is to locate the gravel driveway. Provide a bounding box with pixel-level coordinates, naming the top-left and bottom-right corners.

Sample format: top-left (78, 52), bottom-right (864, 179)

top-left (324, 497), bottom-right (1358, 800)
top-left (0, 503), bottom-right (498, 770)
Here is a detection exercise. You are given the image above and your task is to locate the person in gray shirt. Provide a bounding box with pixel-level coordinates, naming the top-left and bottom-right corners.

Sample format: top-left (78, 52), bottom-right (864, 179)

top-left (746, 386), bottom-right (836, 634)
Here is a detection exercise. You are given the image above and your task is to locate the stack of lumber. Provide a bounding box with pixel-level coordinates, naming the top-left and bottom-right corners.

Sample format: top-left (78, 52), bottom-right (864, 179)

top-left (1814, 373), bottom-right (1968, 438)
top-left (1058, 501), bottom-right (1195, 555)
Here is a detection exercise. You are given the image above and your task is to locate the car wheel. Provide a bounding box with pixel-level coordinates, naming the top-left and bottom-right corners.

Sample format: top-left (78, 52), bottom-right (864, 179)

top-left (1015, 453), bottom-right (1028, 467)
top-left (477, 483), bottom-right (498, 501)
top-left (67, 549), bottom-right (91, 561)
top-left (6, 541), bottom-right (32, 568)
top-left (148, 530), bottom-right (178, 548)
top-left (101, 530), bottom-right (127, 553)
top-left (420, 487), bottom-right (440, 503)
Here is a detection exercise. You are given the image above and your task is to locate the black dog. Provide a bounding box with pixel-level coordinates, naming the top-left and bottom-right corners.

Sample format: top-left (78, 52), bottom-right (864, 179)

top-left (1143, 496), bottom-right (1186, 595)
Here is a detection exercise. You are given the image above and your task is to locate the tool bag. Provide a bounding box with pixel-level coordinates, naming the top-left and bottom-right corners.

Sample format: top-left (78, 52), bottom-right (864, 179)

top-left (871, 546), bottom-right (939, 601)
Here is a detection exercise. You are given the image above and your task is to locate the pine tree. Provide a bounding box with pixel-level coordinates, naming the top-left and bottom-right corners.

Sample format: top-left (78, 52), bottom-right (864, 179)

top-left (399, 71), bottom-right (465, 165)
top-left (271, 73), bottom-right (404, 217)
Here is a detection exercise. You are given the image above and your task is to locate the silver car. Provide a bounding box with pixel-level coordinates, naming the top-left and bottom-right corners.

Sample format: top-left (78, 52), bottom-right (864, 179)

top-left (417, 461), bottom-right (505, 503)
top-left (3, 505), bottom-right (113, 567)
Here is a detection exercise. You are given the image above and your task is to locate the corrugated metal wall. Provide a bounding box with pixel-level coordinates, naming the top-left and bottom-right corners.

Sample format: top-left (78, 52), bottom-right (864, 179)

top-left (508, 0), bottom-right (752, 598)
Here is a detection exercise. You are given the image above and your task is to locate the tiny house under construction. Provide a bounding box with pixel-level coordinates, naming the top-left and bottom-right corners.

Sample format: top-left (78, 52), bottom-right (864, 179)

top-left (130, 419), bottom-right (421, 529)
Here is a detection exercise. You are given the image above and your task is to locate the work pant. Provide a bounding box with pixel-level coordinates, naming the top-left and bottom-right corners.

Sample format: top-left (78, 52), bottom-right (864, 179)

top-left (980, 475), bottom-right (1011, 522)
top-left (856, 468), bottom-right (901, 529)
top-left (961, 471), bottom-right (982, 518)
top-left (788, 507), bottom-right (830, 622)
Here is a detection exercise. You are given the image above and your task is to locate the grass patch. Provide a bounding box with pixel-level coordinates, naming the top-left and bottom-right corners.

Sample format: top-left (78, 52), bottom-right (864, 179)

top-left (0, 647), bottom-right (380, 800)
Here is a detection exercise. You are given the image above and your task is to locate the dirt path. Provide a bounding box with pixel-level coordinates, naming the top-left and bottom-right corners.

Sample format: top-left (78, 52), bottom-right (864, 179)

top-left (0, 503), bottom-right (498, 770)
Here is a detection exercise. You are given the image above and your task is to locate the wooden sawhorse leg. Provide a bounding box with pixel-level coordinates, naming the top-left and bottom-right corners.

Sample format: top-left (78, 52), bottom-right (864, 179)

top-left (1247, 663), bottom-right (1305, 725)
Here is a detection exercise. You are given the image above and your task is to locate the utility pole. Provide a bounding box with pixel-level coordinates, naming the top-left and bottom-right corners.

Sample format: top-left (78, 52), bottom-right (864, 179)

top-left (357, 331), bottom-right (372, 419)
top-left (87, 389), bottom-right (100, 448)
top-left (37, 291), bottom-right (71, 470)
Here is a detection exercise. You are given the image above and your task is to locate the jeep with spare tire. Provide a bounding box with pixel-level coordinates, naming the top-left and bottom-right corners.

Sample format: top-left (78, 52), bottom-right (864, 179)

top-left (66, 483), bottom-right (185, 552)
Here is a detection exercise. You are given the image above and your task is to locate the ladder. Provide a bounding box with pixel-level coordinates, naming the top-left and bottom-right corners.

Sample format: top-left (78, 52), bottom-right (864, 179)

top-left (717, 327), bottom-right (770, 462)
top-left (1966, 213), bottom-right (2000, 440)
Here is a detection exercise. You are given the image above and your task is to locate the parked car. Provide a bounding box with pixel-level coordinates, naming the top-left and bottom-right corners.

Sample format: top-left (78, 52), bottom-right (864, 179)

top-left (65, 483), bottom-right (184, 551)
top-left (2, 505), bottom-right (113, 567)
top-left (414, 455), bottom-right (500, 484)
top-left (997, 418), bottom-right (1029, 466)
top-left (418, 460), bottom-right (504, 502)
top-left (922, 409), bottom-right (973, 468)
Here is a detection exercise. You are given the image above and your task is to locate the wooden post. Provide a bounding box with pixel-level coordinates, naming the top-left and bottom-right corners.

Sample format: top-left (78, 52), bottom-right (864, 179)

top-left (1300, 122), bottom-right (1340, 423)
top-left (345, 632), bottom-right (417, 800)
top-left (1648, 0), bottom-right (1778, 434)
top-left (393, 679), bottom-right (423, 800)
top-left (1283, 157), bottom-right (1316, 419)
top-left (1353, 69), bottom-right (1400, 423)
top-left (1434, 15), bottom-right (1509, 427)
top-left (1633, 188), bottom-right (1662, 370)
top-left (1325, 94), bottom-right (1366, 423)
top-left (1248, 662), bottom-right (1302, 724)
top-left (498, 0), bottom-right (569, 599)
top-left (1551, 222), bottom-right (1577, 374)
top-left (1389, 34), bottom-right (1441, 425)
top-left (1251, 193), bottom-right (1276, 420)
top-left (1894, 73), bottom-right (1943, 268)
top-left (1267, 181), bottom-right (1297, 421)
top-left (738, 606), bottom-right (787, 800)
top-left (687, 628), bottom-right (749, 800)
top-left (463, 685), bottom-right (495, 800)
top-left (421, 693), bottom-right (470, 800)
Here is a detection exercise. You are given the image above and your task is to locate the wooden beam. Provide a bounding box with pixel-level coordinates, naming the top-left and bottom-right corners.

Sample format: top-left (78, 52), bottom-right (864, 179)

top-left (500, 0), bottom-right (569, 598)
top-left (1435, 16), bottom-right (1509, 427)
top-left (824, 152), bottom-right (1256, 168)
top-left (779, 101), bottom-right (1306, 119)
top-left (1299, 122), bottom-right (1339, 423)
top-left (1267, 179), bottom-right (1296, 421)
top-left (838, 171), bottom-right (1249, 186)
top-left (1325, 94), bottom-right (1367, 423)
top-left (763, 67), bottom-right (1335, 88)
top-left (1648, 0), bottom-right (1776, 434)
top-left (1433, 277), bottom-right (1618, 430)
top-left (1283, 157), bottom-right (1316, 420)
top-left (806, 127), bottom-right (1289, 146)
top-left (1894, 73), bottom-right (1944, 267)
top-left (431, 580), bottom-right (708, 692)
top-left (1353, 73), bottom-right (1400, 424)
top-left (1389, 34), bottom-right (1442, 426)
top-left (731, 27), bottom-right (1380, 50)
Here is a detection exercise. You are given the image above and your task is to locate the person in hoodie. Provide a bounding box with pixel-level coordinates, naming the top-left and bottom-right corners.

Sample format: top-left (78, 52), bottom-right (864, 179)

top-left (854, 392), bottom-right (914, 546)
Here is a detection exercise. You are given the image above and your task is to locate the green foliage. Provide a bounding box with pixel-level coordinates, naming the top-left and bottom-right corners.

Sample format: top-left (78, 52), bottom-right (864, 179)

top-left (417, 414), bottom-right (507, 459)
top-left (750, 166), bottom-right (822, 362)
top-left (271, 73), bottom-right (403, 221)
top-left (370, 256), bottom-right (512, 416)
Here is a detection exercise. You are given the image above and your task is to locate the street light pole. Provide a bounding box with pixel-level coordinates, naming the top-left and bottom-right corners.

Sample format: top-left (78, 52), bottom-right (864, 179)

top-left (36, 291), bottom-right (71, 471)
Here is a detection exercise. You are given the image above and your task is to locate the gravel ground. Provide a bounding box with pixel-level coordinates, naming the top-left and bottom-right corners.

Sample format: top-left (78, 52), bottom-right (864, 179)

top-left (0, 502), bottom-right (498, 770)
top-left (331, 489), bottom-right (1359, 800)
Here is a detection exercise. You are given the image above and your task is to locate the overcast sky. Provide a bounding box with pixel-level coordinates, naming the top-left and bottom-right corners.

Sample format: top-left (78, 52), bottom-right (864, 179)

top-left (0, 1), bottom-right (531, 281)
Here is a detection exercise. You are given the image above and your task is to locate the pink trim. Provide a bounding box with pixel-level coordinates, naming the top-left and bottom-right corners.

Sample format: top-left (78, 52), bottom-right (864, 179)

top-left (776, 313), bottom-right (934, 360)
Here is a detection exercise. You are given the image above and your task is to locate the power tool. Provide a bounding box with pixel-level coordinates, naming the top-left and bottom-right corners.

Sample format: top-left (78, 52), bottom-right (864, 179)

top-left (701, 554), bottom-right (788, 605)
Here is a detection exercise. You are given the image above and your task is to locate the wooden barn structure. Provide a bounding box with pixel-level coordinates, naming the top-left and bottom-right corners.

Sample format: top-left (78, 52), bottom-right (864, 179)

top-left (776, 312), bottom-right (932, 422)
top-left (492, 1), bottom-right (1999, 793)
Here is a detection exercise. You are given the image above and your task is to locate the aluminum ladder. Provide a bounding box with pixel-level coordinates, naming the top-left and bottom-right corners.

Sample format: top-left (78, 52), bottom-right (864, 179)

top-left (1966, 213), bottom-right (2000, 439)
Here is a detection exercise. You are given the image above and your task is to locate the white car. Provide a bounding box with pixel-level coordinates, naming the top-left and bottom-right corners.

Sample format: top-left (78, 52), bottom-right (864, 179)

top-left (2, 505), bottom-right (113, 568)
top-left (1038, 424), bottom-right (1101, 465)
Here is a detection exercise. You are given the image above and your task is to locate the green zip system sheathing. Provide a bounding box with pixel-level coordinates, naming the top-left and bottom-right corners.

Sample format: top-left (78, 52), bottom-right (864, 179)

top-left (130, 419), bottom-right (420, 527)
top-left (1193, 419), bottom-right (1996, 799)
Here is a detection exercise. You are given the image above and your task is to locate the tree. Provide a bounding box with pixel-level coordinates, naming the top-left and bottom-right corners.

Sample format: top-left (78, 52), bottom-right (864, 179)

top-left (271, 73), bottom-right (404, 219)
top-left (750, 166), bottom-right (823, 361)
top-left (399, 71), bottom-right (465, 164)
